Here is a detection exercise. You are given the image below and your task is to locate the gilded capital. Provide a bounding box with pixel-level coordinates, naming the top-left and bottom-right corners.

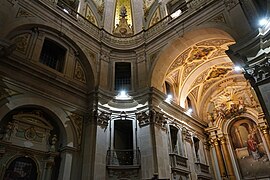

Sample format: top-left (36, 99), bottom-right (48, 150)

top-left (260, 126), bottom-right (269, 134)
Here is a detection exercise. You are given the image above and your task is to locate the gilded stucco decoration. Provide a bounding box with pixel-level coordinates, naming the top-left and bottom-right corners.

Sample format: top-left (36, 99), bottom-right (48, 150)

top-left (187, 47), bottom-right (215, 62)
top-left (68, 112), bottom-right (83, 148)
top-left (113, 2), bottom-right (133, 37)
top-left (149, 7), bottom-right (161, 27)
top-left (74, 60), bottom-right (86, 83)
top-left (207, 84), bottom-right (256, 121)
top-left (85, 4), bottom-right (98, 26)
top-left (190, 86), bottom-right (199, 101)
top-left (206, 67), bottom-right (232, 80)
top-left (114, 0), bottom-right (133, 29)
top-left (12, 33), bottom-right (31, 54)
top-left (167, 48), bottom-right (191, 73)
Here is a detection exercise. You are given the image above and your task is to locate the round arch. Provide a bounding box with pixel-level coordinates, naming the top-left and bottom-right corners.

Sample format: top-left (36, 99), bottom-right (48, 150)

top-left (150, 28), bottom-right (235, 93)
top-left (3, 22), bottom-right (97, 90)
top-left (0, 95), bottom-right (74, 148)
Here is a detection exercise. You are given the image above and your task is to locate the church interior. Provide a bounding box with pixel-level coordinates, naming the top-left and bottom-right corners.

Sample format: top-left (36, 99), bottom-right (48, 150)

top-left (0, 0), bottom-right (270, 179)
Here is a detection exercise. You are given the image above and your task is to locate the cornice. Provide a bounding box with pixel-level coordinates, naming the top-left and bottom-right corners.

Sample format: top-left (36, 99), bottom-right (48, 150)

top-left (16, 0), bottom-right (226, 51)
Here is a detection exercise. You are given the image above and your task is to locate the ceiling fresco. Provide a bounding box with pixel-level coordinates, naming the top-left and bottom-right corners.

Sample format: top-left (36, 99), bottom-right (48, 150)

top-left (163, 38), bottom-right (261, 123)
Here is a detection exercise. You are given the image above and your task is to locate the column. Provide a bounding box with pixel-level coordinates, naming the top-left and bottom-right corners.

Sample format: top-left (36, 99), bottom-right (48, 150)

top-left (260, 125), bottom-right (270, 152)
top-left (212, 138), bottom-right (226, 178)
top-left (220, 136), bottom-right (236, 180)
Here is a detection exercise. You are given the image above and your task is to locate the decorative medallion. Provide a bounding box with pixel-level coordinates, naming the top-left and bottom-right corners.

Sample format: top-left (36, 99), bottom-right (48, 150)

top-left (206, 67), bottom-right (232, 80)
top-left (187, 47), bottom-right (215, 62)
top-left (25, 127), bottom-right (36, 140)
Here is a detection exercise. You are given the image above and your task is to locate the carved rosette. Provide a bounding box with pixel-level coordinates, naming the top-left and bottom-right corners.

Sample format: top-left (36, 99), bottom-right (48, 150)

top-left (68, 113), bottom-right (83, 148)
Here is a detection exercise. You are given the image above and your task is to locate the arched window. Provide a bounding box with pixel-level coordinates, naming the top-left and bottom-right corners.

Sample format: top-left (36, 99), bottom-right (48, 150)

top-left (3, 157), bottom-right (38, 180)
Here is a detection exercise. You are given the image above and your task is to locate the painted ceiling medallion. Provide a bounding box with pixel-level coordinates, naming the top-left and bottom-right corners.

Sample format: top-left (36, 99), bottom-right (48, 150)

top-left (187, 47), bottom-right (215, 62)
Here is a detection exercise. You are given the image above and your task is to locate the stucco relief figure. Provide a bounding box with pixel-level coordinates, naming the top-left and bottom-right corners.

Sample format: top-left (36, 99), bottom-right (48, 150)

top-left (247, 133), bottom-right (260, 160)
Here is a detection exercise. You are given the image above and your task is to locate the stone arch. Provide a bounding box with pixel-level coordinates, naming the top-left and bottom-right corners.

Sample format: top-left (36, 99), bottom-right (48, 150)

top-left (3, 23), bottom-right (97, 89)
top-left (0, 95), bottom-right (74, 148)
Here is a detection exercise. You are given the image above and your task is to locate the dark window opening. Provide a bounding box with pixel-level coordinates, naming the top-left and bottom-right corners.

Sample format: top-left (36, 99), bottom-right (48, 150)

top-left (3, 157), bottom-right (38, 180)
top-left (187, 97), bottom-right (192, 109)
top-left (40, 39), bottom-right (66, 72)
top-left (115, 62), bottom-right (131, 91)
top-left (165, 81), bottom-right (172, 95)
top-left (193, 137), bottom-right (200, 161)
top-left (114, 120), bottom-right (133, 165)
top-left (170, 126), bottom-right (178, 153)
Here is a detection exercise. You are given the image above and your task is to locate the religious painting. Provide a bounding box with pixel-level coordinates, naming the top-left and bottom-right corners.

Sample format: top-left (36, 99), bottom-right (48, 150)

top-left (230, 119), bottom-right (270, 179)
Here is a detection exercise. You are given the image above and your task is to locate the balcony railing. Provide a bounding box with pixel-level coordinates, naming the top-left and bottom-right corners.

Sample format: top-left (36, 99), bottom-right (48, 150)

top-left (106, 149), bottom-right (140, 166)
top-left (35, 0), bottom-right (218, 49)
top-left (169, 153), bottom-right (189, 170)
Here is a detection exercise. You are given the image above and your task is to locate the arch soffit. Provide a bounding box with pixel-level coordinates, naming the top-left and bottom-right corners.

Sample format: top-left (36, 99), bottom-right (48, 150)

top-left (151, 28), bottom-right (234, 92)
top-left (216, 112), bottom-right (259, 135)
top-left (0, 95), bottom-right (75, 147)
top-left (4, 22), bottom-right (97, 89)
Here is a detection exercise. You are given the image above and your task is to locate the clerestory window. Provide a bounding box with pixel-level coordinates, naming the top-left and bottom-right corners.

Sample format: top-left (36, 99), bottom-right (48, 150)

top-left (39, 39), bottom-right (66, 72)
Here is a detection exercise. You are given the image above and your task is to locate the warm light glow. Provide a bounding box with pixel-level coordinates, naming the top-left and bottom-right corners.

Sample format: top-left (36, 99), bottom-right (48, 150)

top-left (259, 18), bottom-right (268, 27)
top-left (115, 90), bottom-right (132, 100)
top-left (187, 108), bottom-right (192, 114)
top-left (170, 9), bottom-right (182, 19)
top-left (114, 0), bottom-right (133, 28)
top-left (120, 90), bottom-right (126, 97)
top-left (234, 66), bottom-right (242, 72)
top-left (165, 94), bottom-right (173, 102)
